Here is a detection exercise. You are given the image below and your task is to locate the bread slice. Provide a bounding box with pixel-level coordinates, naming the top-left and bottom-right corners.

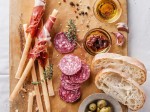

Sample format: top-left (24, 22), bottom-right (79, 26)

top-left (91, 53), bottom-right (147, 85)
top-left (95, 69), bottom-right (146, 111)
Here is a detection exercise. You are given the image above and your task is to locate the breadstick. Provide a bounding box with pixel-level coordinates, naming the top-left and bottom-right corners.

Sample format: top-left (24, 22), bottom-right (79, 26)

top-left (10, 9), bottom-right (58, 102)
top-left (23, 24), bottom-right (28, 39)
top-left (27, 91), bottom-right (35, 112)
top-left (10, 59), bottom-right (35, 101)
top-left (38, 61), bottom-right (51, 112)
top-left (23, 24), bottom-right (44, 112)
top-left (31, 64), bottom-right (44, 112)
top-left (45, 52), bottom-right (55, 96)
top-left (15, 0), bottom-right (46, 79)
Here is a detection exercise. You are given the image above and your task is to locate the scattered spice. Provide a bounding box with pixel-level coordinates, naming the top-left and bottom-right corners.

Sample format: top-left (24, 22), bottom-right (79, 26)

top-left (65, 19), bottom-right (77, 42)
top-left (87, 6), bottom-right (90, 10)
top-left (76, 16), bottom-right (79, 19)
top-left (86, 25), bottom-right (90, 28)
top-left (70, 2), bottom-right (75, 7)
top-left (81, 11), bottom-right (85, 15)
top-left (85, 12), bottom-right (88, 15)
top-left (63, 0), bottom-right (66, 2)
top-left (76, 3), bottom-right (79, 6)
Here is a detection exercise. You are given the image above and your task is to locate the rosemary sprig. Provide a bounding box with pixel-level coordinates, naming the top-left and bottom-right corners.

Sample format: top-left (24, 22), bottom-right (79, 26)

top-left (65, 19), bottom-right (77, 42)
top-left (31, 64), bottom-right (53, 85)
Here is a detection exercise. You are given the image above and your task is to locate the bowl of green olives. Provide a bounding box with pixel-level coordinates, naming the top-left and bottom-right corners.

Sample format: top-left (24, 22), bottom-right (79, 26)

top-left (78, 93), bottom-right (122, 112)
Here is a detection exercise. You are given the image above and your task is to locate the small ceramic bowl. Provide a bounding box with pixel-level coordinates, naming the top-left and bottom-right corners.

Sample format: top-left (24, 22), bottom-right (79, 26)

top-left (78, 93), bottom-right (122, 112)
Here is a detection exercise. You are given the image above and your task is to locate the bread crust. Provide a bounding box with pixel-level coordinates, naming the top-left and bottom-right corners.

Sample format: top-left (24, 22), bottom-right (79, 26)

top-left (95, 68), bottom-right (146, 111)
top-left (91, 53), bottom-right (147, 85)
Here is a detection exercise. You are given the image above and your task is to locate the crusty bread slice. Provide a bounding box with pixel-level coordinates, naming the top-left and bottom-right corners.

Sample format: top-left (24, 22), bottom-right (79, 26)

top-left (95, 69), bottom-right (146, 111)
top-left (91, 53), bottom-right (147, 85)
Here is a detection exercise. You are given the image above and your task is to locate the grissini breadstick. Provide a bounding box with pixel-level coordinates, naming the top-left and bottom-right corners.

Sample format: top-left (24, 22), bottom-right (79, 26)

top-left (38, 60), bottom-right (51, 112)
top-left (27, 91), bottom-right (35, 112)
top-left (10, 59), bottom-right (35, 101)
top-left (9, 9), bottom-right (58, 101)
top-left (23, 24), bottom-right (44, 112)
top-left (45, 54), bottom-right (55, 96)
top-left (31, 64), bottom-right (44, 112)
top-left (23, 24), bottom-right (28, 39)
top-left (15, 0), bottom-right (46, 79)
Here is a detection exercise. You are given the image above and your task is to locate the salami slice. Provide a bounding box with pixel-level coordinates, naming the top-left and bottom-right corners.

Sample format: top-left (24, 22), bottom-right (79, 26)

top-left (54, 32), bottom-right (76, 54)
top-left (59, 55), bottom-right (82, 75)
top-left (61, 79), bottom-right (80, 90)
top-left (59, 86), bottom-right (81, 103)
top-left (69, 61), bottom-right (90, 83)
top-left (61, 62), bottom-right (90, 84)
top-left (61, 73), bottom-right (73, 84)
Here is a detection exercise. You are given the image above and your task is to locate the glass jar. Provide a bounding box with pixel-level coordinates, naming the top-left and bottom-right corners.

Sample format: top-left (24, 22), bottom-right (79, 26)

top-left (83, 28), bottom-right (112, 55)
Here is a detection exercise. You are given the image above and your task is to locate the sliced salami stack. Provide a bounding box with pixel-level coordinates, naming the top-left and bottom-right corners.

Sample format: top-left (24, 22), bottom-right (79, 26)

top-left (58, 55), bottom-right (90, 103)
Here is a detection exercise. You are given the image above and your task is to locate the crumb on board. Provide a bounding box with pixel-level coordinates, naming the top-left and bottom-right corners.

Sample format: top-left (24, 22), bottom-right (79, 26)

top-left (15, 109), bottom-right (19, 112)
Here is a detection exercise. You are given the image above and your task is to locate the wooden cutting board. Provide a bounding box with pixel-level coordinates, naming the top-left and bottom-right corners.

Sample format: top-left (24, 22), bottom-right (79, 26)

top-left (10, 0), bottom-right (128, 111)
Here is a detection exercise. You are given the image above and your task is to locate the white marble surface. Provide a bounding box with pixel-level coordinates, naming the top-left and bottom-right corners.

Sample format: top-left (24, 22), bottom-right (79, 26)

top-left (0, 0), bottom-right (150, 111)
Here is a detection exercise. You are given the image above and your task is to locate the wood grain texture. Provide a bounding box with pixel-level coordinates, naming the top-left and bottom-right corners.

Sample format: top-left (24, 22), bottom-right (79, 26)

top-left (10, 0), bottom-right (128, 111)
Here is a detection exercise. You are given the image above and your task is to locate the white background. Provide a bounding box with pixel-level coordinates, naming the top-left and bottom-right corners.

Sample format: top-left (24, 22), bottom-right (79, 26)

top-left (0, 0), bottom-right (150, 112)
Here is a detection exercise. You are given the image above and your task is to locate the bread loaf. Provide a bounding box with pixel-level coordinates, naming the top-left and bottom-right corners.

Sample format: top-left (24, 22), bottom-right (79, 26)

top-left (95, 69), bottom-right (146, 111)
top-left (91, 53), bottom-right (147, 85)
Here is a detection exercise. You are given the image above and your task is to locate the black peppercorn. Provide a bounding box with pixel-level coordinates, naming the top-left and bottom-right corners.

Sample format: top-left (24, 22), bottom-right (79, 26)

top-left (85, 12), bottom-right (88, 15)
top-left (70, 2), bottom-right (75, 7)
top-left (87, 6), bottom-right (90, 9)
top-left (76, 3), bottom-right (79, 6)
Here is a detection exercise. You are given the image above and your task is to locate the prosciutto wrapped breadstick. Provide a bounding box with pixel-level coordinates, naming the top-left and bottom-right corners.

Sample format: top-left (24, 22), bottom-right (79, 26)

top-left (9, 9), bottom-right (58, 101)
top-left (15, 0), bottom-right (46, 79)
top-left (23, 24), bottom-right (44, 112)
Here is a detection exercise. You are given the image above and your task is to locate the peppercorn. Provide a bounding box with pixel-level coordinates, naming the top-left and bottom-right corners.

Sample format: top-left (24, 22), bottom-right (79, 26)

top-left (86, 25), bottom-right (89, 28)
top-left (76, 3), bottom-right (79, 6)
top-left (81, 11), bottom-right (85, 15)
top-left (85, 12), bottom-right (88, 15)
top-left (76, 16), bottom-right (79, 19)
top-left (87, 6), bottom-right (90, 10)
top-left (77, 8), bottom-right (80, 11)
top-left (70, 2), bottom-right (75, 7)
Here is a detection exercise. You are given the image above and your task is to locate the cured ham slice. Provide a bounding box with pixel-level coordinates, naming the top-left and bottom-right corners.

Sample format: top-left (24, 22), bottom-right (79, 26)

top-left (26, 0), bottom-right (46, 37)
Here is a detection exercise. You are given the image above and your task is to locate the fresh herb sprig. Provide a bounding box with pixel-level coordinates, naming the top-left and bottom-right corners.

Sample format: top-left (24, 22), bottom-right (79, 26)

top-left (43, 64), bottom-right (53, 80)
top-left (31, 64), bottom-right (53, 85)
top-left (65, 19), bottom-right (77, 42)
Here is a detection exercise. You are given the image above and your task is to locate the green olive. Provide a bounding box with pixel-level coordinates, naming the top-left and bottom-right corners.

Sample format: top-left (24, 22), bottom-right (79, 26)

top-left (89, 103), bottom-right (97, 111)
top-left (100, 107), bottom-right (112, 112)
top-left (97, 100), bottom-right (107, 108)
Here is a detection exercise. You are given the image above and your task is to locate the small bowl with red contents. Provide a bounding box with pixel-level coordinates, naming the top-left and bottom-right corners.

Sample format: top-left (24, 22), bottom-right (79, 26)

top-left (83, 28), bottom-right (112, 55)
